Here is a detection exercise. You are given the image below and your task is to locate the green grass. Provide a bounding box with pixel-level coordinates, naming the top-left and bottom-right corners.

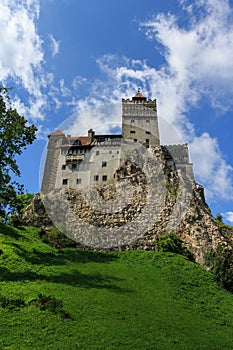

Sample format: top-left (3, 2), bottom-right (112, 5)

top-left (1, 223), bottom-right (233, 349)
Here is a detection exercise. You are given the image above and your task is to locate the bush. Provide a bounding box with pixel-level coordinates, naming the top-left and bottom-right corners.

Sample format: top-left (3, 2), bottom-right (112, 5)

top-left (156, 233), bottom-right (194, 261)
top-left (39, 226), bottom-right (77, 248)
top-left (205, 244), bottom-right (233, 293)
top-left (216, 213), bottom-right (223, 223)
top-left (9, 215), bottom-right (23, 227)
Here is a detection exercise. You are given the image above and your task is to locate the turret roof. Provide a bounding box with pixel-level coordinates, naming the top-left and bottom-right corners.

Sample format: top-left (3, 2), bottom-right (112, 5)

top-left (132, 88), bottom-right (147, 101)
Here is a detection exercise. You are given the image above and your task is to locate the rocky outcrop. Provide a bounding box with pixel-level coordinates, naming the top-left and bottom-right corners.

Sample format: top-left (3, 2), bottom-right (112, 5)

top-left (23, 149), bottom-right (232, 266)
top-left (22, 192), bottom-right (53, 228)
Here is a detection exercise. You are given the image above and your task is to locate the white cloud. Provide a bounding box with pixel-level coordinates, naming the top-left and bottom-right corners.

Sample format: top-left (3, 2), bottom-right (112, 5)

top-left (222, 211), bottom-right (233, 224)
top-left (190, 133), bottom-right (233, 200)
top-left (0, 0), bottom-right (53, 120)
top-left (143, 0), bottom-right (233, 107)
top-left (66, 0), bottom-right (233, 202)
top-left (48, 34), bottom-right (60, 57)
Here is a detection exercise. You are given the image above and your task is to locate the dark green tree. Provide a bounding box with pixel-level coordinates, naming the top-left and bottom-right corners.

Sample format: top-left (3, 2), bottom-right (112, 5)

top-left (216, 213), bottom-right (223, 223)
top-left (0, 87), bottom-right (37, 218)
top-left (206, 244), bottom-right (233, 293)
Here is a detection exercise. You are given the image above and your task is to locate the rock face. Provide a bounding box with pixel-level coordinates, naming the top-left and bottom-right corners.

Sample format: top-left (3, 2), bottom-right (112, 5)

top-left (23, 148), bottom-right (232, 266)
top-left (22, 192), bottom-right (53, 228)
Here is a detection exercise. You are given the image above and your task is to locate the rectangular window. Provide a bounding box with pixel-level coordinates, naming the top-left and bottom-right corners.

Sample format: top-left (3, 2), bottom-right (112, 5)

top-left (96, 150), bottom-right (100, 155)
top-left (130, 130), bottom-right (136, 134)
top-left (94, 175), bottom-right (99, 181)
top-left (109, 150), bottom-right (112, 154)
top-left (102, 161), bottom-right (107, 167)
top-left (146, 131), bottom-right (151, 135)
top-left (72, 164), bottom-right (77, 170)
top-left (62, 164), bottom-right (66, 170)
top-left (134, 139), bottom-right (137, 143)
top-left (76, 178), bottom-right (81, 184)
top-left (102, 175), bottom-right (107, 181)
top-left (62, 179), bottom-right (68, 185)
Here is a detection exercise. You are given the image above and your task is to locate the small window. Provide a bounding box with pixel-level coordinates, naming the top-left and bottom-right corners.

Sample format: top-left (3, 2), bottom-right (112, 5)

top-left (102, 161), bottom-right (107, 167)
top-left (62, 164), bottom-right (66, 170)
top-left (146, 139), bottom-right (149, 144)
top-left (134, 139), bottom-right (137, 143)
top-left (146, 131), bottom-right (151, 135)
top-left (72, 164), bottom-right (77, 170)
top-left (94, 175), bottom-right (99, 181)
top-left (62, 179), bottom-right (68, 185)
top-left (117, 150), bottom-right (119, 154)
top-left (109, 150), bottom-right (112, 154)
top-left (102, 175), bottom-right (107, 181)
top-left (96, 150), bottom-right (99, 155)
top-left (146, 120), bottom-right (150, 123)
top-left (130, 130), bottom-right (136, 134)
top-left (131, 119), bottom-right (135, 123)
top-left (76, 178), bottom-right (81, 184)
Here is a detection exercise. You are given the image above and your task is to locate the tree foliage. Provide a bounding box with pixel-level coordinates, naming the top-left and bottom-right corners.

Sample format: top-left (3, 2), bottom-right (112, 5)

top-left (216, 213), bottom-right (223, 223)
top-left (0, 87), bottom-right (37, 215)
top-left (156, 232), bottom-right (194, 261)
top-left (205, 244), bottom-right (233, 293)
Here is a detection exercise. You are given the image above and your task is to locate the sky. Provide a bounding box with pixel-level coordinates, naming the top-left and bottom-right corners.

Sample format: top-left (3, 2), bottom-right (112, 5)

top-left (0, 0), bottom-right (233, 224)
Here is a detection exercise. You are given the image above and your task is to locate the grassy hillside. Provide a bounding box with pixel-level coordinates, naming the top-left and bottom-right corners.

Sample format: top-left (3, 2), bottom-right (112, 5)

top-left (1, 223), bottom-right (233, 350)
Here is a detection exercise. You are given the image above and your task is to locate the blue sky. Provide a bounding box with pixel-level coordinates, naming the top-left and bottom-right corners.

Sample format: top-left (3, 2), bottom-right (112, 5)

top-left (1, 0), bottom-right (233, 224)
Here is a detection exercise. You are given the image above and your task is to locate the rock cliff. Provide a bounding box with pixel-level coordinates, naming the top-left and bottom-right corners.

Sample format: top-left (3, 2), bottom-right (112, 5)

top-left (23, 146), bottom-right (232, 266)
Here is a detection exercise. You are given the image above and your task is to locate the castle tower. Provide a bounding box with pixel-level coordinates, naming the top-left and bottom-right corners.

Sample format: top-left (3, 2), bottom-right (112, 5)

top-left (41, 130), bottom-right (67, 193)
top-left (122, 89), bottom-right (160, 147)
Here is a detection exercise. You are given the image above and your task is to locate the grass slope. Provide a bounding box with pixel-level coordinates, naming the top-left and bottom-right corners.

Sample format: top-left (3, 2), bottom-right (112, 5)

top-left (1, 223), bottom-right (233, 350)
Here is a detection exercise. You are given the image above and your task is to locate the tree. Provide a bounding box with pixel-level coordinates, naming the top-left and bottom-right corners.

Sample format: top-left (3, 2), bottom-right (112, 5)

top-left (205, 244), bottom-right (233, 293)
top-left (216, 213), bottom-right (223, 223)
top-left (0, 87), bottom-right (37, 217)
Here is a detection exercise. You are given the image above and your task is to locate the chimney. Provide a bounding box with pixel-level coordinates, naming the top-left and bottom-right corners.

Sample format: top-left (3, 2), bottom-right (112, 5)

top-left (88, 128), bottom-right (95, 142)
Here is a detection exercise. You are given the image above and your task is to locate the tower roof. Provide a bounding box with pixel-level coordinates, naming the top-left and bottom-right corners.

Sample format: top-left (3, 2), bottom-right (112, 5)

top-left (132, 88), bottom-right (147, 101)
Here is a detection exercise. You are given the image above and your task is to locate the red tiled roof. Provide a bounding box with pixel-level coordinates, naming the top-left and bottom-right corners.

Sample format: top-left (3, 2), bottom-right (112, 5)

top-left (61, 136), bottom-right (90, 147)
top-left (50, 129), bottom-right (64, 136)
top-left (68, 136), bottom-right (89, 145)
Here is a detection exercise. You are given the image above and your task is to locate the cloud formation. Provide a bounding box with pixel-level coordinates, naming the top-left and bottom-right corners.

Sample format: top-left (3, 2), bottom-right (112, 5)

top-left (68, 0), bottom-right (233, 202)
top-left (222, 211), bottom-right (233, 224)
top-left (48, 34), bottom-right (60, 57)
top-left (0, 0), bottom-right (52, 120)
top-left (1, 0), bottom-right (232, 203)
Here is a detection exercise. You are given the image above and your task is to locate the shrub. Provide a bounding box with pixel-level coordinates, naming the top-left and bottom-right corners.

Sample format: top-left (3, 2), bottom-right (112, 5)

top-left (156, 233), bottom-right (194, 261)
top-left (39, 226), bottom-right (77, 248)
top-left (205, 244), bottom-right (233, 293)
top-left (216, 213), bottom-right (223, 223)
top-left (9, 214), bottom-right (23, 227)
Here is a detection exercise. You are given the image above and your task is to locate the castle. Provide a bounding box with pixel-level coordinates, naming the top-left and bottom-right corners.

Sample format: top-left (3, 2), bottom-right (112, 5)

top-left (30, 90), bottom-right (231, 264)
top-left (41, 90), bottom-right (194, 193)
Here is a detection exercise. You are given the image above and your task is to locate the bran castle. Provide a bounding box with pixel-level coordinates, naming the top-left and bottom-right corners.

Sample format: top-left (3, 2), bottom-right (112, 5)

top-left (41, 90), bottom-right (194, 193)
top-left (32, 90), bottom-right (231, 264)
